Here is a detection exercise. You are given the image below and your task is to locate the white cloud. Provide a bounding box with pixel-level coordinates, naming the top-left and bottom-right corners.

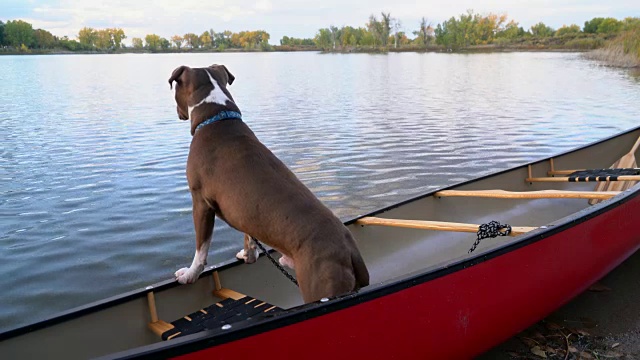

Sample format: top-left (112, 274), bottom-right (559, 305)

top-left (254, 0), bottom-right (273, 12)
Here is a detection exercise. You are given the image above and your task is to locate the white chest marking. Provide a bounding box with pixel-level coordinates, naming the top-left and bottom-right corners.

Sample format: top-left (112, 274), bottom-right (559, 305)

top-left (187, 71), bottom-right (231, 120)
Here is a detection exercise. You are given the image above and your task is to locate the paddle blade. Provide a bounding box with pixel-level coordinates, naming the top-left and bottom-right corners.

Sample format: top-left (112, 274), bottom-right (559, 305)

top-left (589, 153), bottom-right (637, 205)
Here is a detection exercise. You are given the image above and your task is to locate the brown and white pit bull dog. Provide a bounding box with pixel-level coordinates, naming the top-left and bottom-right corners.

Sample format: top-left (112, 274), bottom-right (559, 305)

top-left (168, 64), bottom-right (369, 303)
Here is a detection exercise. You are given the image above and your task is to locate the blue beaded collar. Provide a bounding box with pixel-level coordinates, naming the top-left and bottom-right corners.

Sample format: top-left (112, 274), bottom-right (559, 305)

top-left (194, 111), bottom-right (242, 132)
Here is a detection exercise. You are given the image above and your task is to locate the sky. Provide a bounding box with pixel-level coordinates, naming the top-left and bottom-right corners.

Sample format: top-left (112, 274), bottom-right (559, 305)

top-left (2, 0), bottom-right (639, 44)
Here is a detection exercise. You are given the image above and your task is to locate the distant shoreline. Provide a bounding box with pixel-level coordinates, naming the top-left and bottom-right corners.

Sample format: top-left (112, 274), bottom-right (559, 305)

top-left (0, 46), bottom-right (319, 56)
top-left (0, 44), bottom-right (592, 56)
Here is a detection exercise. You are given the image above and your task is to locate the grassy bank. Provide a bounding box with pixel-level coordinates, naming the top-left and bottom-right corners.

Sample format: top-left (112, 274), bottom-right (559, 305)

top-left (586, 27), bottom-right (640, 68)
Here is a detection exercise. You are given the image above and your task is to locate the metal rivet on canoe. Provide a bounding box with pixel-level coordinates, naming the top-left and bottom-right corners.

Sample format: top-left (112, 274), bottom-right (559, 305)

top-left (320, 297), bottom-right (329, 303)
top-left (221, 324), bottom-right (232, 330)
top-left (145, 286), bottom-right (153, 290)
top-left (540, 226), bottom-right (548, 229)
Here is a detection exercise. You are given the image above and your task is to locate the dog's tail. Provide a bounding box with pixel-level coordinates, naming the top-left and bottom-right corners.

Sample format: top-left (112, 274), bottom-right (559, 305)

top-left (351, 252), bottom-right (370, 289)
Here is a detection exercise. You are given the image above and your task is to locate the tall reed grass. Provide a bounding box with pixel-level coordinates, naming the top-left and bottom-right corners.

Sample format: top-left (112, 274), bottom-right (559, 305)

top-left (587, 27), bottom-right (640, 67)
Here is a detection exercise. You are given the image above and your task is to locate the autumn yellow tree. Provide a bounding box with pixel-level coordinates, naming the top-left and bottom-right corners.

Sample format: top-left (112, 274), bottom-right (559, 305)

top-left (171, 35), bottom-right (183, 49)
top-left (78, 27), bottom-right (97, 47)
top-left (131, 37), bottom-right (143, 49)
top-left (94, 29), bottom-right (114, 49)
top-left (183, 33), bottom-right (200, 48)
top-left (200, 31), bottom-right (212, 48)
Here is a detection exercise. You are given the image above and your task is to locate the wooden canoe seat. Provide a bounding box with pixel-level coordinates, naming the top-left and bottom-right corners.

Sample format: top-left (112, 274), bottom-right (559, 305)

top-left (147, 273), bottom-right (283, 341)
top-left (355, 217), bottom-right (536, 236)
top-left (435, 189), bottom-right (620, 200)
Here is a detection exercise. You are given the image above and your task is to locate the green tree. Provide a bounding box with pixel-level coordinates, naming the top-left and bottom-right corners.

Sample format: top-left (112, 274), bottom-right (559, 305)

top-left (58, 36), bottom-right (83, 51)
top-left (144, 34), bottom-right (162, 50)
top-left (314, 28), bottom-right (332, 50)
top-left (78, 27), bottom-right (97, 48)
top-left (584, 18), bottom-right (605, 33)
top-left (367, 14), bottom-right (383, 46)
top-left (213, 31), bottom-right (232, 49)
top-left (131, 37), bottom-right (143, 49)
top-left (160, 37), bottom-right (171, 50)
top-left (281, 36), bottom-right (314, 46)
top-left (33, 29), bottom-right (56, 49)
top-left (530, 22), bottom-right (555, 37)
top-left (555, 24), bottom-right (581, 37)
top-left (380, 12), bottom-right (392, 46)
top-left (497, 20), bottom-right (525, 39)
top-left (0, 21), bottom-right (5, 46)
top-left (4, 20), bottom-right (35, 48)
top-left (597, 18), bottom-right (622, 34)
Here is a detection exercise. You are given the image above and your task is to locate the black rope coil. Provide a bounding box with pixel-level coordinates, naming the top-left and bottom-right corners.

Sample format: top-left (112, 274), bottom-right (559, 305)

top-left (468, 221), bottom-right (512, 254)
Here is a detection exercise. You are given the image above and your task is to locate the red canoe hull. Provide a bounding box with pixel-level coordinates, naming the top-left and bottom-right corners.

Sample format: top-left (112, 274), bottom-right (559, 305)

top-left (174, 193), bottom-right (640, 360)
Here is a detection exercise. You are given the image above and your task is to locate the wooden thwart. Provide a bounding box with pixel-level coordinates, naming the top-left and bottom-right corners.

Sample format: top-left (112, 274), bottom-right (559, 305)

top-left (435, 189), bottom-right (620, 200)
top-left (547, 169), bottom-right (584, 176)
top-left (355, 217), bottom-right (536, 236)
top-left (526, 176), bottom-right (640, 183)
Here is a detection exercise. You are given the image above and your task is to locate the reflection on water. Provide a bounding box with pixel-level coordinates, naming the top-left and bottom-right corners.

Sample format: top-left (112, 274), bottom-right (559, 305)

top-left (1, 52), bottom-right (639, 331)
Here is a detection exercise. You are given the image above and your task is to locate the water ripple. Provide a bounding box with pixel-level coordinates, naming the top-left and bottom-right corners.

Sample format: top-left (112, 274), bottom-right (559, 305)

top-left (1, 52), bottom-right (639, 331)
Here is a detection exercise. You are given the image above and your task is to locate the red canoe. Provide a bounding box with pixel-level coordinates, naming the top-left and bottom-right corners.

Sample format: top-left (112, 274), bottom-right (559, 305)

top-left (1, 126), bottom-right (639, 360)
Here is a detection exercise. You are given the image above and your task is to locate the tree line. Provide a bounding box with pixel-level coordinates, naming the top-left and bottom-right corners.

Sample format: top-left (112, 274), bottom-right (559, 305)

top-left (304, 12), bottom-right (640, 51)
top-left (1, 13), bottom-right (639, 54)
top-left (129, 30), bottom-right (270, 51)
top-left (0, 20), bottom-right (90, 51)
top-left (0, 19), bottom-right (270, 52)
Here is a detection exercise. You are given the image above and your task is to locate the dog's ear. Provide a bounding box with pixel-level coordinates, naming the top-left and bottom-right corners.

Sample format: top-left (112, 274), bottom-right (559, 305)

top-left (223, 65), bottom-right (235, 85)
top-left (212, 64), bottom-right (235, 85)
top-left (168, 65), bottom-right (189, 89)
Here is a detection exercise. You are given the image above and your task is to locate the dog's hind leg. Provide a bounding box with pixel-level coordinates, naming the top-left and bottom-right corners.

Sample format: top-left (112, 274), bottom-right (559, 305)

top-left (176, 196), bottom-right (215, 284)
top-left (296, 260), bottom-right (355, 303)
top-left (235, 234), bottom-right (258, 264)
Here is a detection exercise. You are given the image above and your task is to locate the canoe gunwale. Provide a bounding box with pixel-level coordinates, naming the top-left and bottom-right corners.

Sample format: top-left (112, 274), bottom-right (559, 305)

top-left (103, 178), bottom-right (640, 359)
top-left (1, 125), bottom-right (639, 356)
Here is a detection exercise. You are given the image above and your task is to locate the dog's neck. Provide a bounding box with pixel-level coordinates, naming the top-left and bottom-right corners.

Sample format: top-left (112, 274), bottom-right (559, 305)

top-left (188, 72), bottom-right (241, 135)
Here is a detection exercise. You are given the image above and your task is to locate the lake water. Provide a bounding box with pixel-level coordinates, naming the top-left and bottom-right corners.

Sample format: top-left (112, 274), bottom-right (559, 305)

top-left (1, 52), bottom-right (639, 332)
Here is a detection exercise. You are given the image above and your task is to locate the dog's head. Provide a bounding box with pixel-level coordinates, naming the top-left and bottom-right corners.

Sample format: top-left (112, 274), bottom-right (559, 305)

top-left (168, 64), bottom-right (236, 121)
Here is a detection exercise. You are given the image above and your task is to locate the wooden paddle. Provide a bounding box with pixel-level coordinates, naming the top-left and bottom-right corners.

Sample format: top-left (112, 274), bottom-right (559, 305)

top-left (589, 135), bottom-right (640, 205)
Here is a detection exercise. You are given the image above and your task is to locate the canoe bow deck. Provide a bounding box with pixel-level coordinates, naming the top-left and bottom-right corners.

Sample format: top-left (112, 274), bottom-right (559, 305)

top-left (1, 127), bottom-right (639, 360)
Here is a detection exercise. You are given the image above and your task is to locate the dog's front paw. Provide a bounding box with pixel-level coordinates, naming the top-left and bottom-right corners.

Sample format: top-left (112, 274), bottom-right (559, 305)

top-left (236, 249), bottom-right (246, 261)
top-left (175, 267), bottom-right (198, 284)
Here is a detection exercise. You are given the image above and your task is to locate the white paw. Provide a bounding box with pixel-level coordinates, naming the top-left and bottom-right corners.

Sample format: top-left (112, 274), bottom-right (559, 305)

top-left (279, 255), bottom-right (295, 269)
top-left (175, 267), bottom-right (198, 284)
top-left (236, 248), bottom-right (259, 264)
